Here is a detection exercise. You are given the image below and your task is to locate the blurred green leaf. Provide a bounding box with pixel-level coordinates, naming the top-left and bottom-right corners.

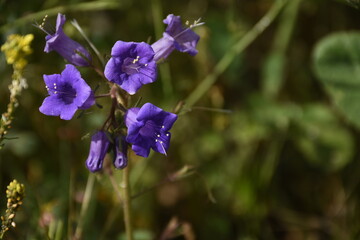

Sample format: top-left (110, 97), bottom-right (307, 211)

top-left (292, 104), bottom-right (354, 171)
top-left (313, 32), bottom-right (360, 128)
top-left (314, 32), bottom-right (360, 85)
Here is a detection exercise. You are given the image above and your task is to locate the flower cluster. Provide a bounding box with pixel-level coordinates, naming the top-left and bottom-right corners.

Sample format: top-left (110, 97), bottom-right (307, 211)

top-left (0, 180), bottom-right (25, 239)
top-left (37, 13), bottom-right (202, 172)
top-left (1, 34), bottom-right (34, 70)
top-left (1, 34), bottom-right (33, 149)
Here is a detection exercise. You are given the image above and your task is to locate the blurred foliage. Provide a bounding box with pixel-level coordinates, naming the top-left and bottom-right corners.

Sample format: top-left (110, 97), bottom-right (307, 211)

top-left (313, 32), bottom-right (360, 129)
top-left (2, 0), bottom-right (360, 239)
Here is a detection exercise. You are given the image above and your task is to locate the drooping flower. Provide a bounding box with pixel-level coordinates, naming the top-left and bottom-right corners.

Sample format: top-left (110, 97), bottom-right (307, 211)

top-left (151, 14), bottom-right (201, 62)
top-left (43, 13), bottom-right (91, 67)
top-left (104, 41), bottom-right (157, 95)
top-left (113, 136), bottom-right (128, 169)
top-left (125, 103), bottom-right (178, 157)
top-left (86, 131), bottom-right (110, 172)
top-left (39, 64), bottom-right (95, 120)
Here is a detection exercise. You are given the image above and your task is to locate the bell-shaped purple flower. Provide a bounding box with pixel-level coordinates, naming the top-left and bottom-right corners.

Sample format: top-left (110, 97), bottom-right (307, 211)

top-left (151, 14), bottom-right (201, 62)
top-left (44, 13), bottom-right (91, 67)
top-left (104, 41), bottom-right (157, 95)
top-left (125, 103), bottom-right (178, 157)
top-left (113, 136), bottom-right (128, 169)
top-left (39, 64), bottom-right (95, 120)
top-left (86, 131), bottom-right (111, 172)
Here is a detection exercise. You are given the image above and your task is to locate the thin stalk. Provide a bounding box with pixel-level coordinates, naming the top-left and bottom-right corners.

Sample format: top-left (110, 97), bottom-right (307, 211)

top-left (151, 0), bottom-right (173, 99)
top-left (185, 0), bottom-right (288, 107)
top-left (74, 173), bottom-right (95, 240)
top-left (72, 19), bottom-right (106, 67)
top-left (122, 157), bottom-right (133, 240)
top-left (67, 167), bottom-right (75, 240)
top-left (54, 221), bottom-right (64, 240)
top-left (259, 133), bottom-right (286, 185)
top-left (131, 151), bottom-right (154, 189)
top-left (262, 0), bottom-right (302, 97)
top-left (107, 172), bottom-right (123, 203)
top-left (95, 93), bottom-right (111, 98)
top-left (0, 1), bottom-right (121, 34)
top-left (178, 106), bottom-right (233, 115)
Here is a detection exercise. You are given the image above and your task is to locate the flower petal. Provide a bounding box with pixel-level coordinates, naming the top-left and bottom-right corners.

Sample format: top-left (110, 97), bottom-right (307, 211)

top-left (152, 132), bottom-right (171, 154)
top-left (39, 95), bottom-right (63, 117)
top-left (120, 75), bottom-right (143, 95)
top-left (59, 104), bottom-right (78, 120)
top-left (132, 144), bottom-right (151, 158)
top-left (111, 41), bottom-right (136, 57)
top-left (125, 108), bottom-right (140, 127)
top-left (86, 131), bottom-right (110, 172)
top-left (151, 34), bottom-right (175, 61)
top-left (56, 13), bottom-right (66, 32)
top-left (135, 42), bottom-right (155, 61)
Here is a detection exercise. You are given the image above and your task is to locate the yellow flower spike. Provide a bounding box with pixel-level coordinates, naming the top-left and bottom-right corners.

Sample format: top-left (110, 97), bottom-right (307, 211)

top-left (0, 180), bottom-right (25, 239)
top-left (0, 34), bottom-right (33, 148)
top-left (1, 34), bottom-right (33, 70)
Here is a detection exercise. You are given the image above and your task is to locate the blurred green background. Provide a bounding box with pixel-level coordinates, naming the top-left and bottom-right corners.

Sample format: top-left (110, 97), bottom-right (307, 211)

top-left (2, 0), bottom-right (360, 239)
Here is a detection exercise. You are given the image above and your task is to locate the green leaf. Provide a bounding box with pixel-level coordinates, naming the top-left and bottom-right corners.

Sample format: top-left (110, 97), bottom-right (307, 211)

top-left (313, 31), bottom-right (360, 128)
top-left (292, 104), bottom-right (354, 171)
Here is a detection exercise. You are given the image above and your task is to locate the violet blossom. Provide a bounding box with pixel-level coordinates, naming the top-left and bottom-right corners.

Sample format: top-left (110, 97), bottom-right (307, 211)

top-left (86, 131), bottom-right (110, 172)
top-left (125, 103), bottom-right (178, 157)
top-left (113, 136), bottom-right (128, 169)
top-left (39, 64), bottom-right (95, 120)
top-left (151, 14), bottom-right (201, 62)
top-left (43, 13), bottom-right (92, 67)
top-left (104, 41), bottom-right (157, 95)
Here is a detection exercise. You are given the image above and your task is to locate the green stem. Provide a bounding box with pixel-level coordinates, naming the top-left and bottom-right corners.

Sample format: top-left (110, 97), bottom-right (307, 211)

top-left (0, 0), bottom-right (121, 34)
top-left (71, 20), bottom-right (106, 67)
top-left (108, 171), bottom-right (123, 203)
top-left (262, 0), bottom-right (302, 97)
top-left (74, 173), bottom-right (95, 240)
top-left (151, 0), bottom-right (173, 99)
top-left (122, 159), bottom-right (133, 240)
top-left (185, 0), bottom-right (288, 107)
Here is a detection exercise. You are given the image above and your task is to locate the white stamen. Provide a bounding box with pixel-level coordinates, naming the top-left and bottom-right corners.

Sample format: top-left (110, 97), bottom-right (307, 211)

top-left (159, 141), bottom-right (167, 156)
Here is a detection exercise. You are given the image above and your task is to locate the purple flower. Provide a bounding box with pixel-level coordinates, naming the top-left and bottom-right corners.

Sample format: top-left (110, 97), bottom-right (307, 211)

top-left (125, 103), bottom-right (178, 157)
top-left (86, 131), bottom-right (110, 172)
top-left (104, 41), bottom-right (157, 95)
top-left (113, 136), bottom-right (128, 169)
top-left (39, 64), bottom-right (95, 120)
top-left (151, 14), bottom-right (201, 62)
top-left (44, 13), bottom-right (91, 67)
